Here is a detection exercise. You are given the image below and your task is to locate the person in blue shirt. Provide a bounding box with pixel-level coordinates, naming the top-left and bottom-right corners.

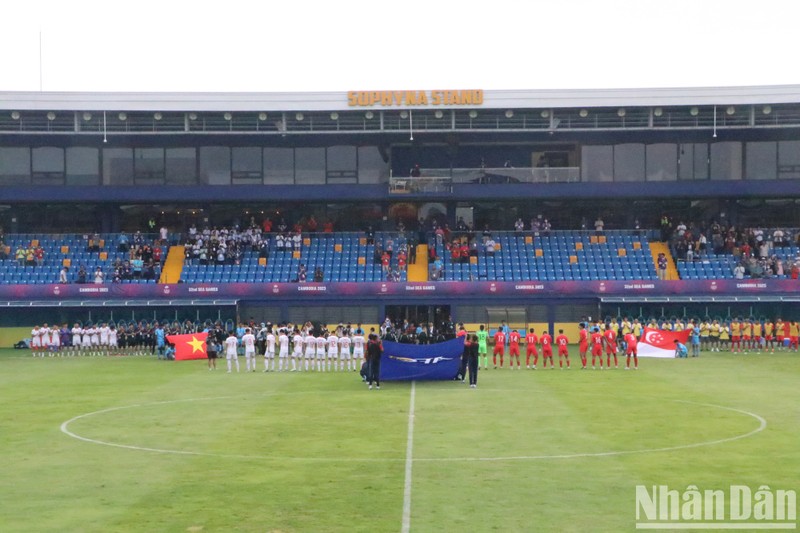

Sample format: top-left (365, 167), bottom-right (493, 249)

top-left (155, 324), bottom-right (166, 359)
top-left (690, 322), bottom-right (701, 357)
top-left (674, 340), bottom-right (688, 358)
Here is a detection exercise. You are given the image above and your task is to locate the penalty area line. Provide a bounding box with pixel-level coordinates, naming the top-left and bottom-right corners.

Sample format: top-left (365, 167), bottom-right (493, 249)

top-left (401, 380), bottom-right (416, 533)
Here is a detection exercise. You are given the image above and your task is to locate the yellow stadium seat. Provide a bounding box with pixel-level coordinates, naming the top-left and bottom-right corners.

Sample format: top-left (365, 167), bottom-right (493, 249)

top-left (358, 257), bottom-right (366, 265)
top-left (292, 250), bottom-right (301, 259)
top-left (60, 245), bottom-right (69, 254)
top-left (633, 242), bottom-right (642, 250)
top-left (335, 244), bottom-right (342, 252)
top-left (31, 239), bottom-right (39, 247)
top-left (99, 252), bottom-right (108, 261)
top-left (469, 256), bottom-right (478, 265)
top-left (569, 255), bottom-right (578, 264)
top-left (98, 239), bottom-right (105, 248)
top-left (618, 248), bottom-right (627, 256)
top-left (535, 249), bottom-right (543, 257)
top-left (62, 258), bottom-right (71, 267)
top-left (590, 236), bottom-right (598, 244)
top-left (575, 242), bottom-right (583, 251)
top-left (258, 257), bottom-right (267, 266)
top-left (598, 236), bottom-right (606, 244)
top-left (359, 237), bottom-right (367, 246)
top-left (303, 238), bottom-right (311, 246)
top-left (524, 236), bottom-right (533, 245)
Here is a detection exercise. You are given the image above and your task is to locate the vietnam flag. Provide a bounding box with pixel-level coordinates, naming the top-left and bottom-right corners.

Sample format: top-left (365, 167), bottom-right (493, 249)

top-left (638, 327), bottom-right (691, 358)
top-left (166, 332), bottom-right (208, 361)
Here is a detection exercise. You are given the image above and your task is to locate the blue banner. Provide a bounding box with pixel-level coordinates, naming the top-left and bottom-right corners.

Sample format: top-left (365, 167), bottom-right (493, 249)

top-left (379, 338), bottom-right (465, 381)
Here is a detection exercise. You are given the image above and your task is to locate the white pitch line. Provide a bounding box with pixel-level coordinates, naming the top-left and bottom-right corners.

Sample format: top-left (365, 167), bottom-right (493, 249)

top-left (401, 381), bottom-right (416, 533)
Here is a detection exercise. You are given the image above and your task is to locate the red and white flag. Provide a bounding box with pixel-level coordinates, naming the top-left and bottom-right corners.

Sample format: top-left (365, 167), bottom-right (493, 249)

top-left (638, 327), bottom-right (691, 358)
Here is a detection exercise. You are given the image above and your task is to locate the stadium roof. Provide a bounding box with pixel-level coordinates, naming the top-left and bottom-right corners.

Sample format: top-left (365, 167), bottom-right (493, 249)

top-left (3, 85), bottom-right (800, 112)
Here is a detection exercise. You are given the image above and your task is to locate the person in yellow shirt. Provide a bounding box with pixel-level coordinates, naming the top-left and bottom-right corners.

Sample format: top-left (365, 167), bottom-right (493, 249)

top-left (719, 322), bottom-right (730, 351)
top-left (709, 319), bottom-right (721, 352)
top-left (742, 319), bottom-right (753, 353)
top-left (730, 318), bottom-right (742, 353)
top-left (662, 318), bottom-right (673, 331)
top-left (632, 319), bottom-right (643, 341)
top-left (790, 320), bottom-right (800, 352)
top-left (674, 319), bottom-right (685, 332)
top-left (775, 318), bottom-right (786, 351)
top-left (764, 319), bottom-right (775, 353)
top-left (700, 319), bottom-right (710, 352)
top-left (621, 317), bottom-right (632, 336)
top-left (752, 320), bottom-right (763, 353)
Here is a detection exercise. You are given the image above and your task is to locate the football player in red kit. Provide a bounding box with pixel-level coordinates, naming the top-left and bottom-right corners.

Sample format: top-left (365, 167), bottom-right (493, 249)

top-left (578, 323), bottom-right (589, 369)
top-left (493, 328), bottom-right (506, 368)
top-left (508, 329), bottom-right (521, 369)
top-left (624, 331), bottom-right (638, 370)
top-left (555, 329), bottom-right (570, 369)
top-left (603, 324), bottom-right (619, 368)
top-left (540, 330), bottom-right (554, 369)
top-left (591, 328), bottom-right (604, 369)
top-left (525, 328), bottom-right (539, 369)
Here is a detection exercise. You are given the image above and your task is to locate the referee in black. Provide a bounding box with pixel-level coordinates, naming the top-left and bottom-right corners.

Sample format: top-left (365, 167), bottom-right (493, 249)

top-left (366, 333), bottom-right (383, 390)
top-left (467, 334), bottom-right (480, 388)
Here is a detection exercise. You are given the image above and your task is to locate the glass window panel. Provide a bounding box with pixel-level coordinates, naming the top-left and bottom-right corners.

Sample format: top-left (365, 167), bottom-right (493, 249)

top-left (645, 143), bottom-right (677, 181)
top-left (678, 143), bottom-right (694, 180)
top-left (358, 145), bottom-right (388, 184)
top-left (710, 142), bottom-right (742, 180)
top-left (778, 140), bottom-right (800, 179)
top-left (613, 143), bottom-right (644, 182)
top-left (745, 142), bottom-right (777, 180)
top-left (103, 148), bottom-right (133, 185)
top-left (199, 146), bottom-right (231, 185)
top-left (0, 147), bottom-right (31, 185)
top-left (295, 147), bottom-right (325, 184)
top-left (32, 147), bottom-right (65, 183)
top-left (327, 145), bottom-right (357, 184)
top-left (232, 147), bottom-right (262, 184)
top-left (165, 148), bottom-right (197, 184)
top-left (693, 143), bottom-right (709, 180)
top-left (66, 147), bottom-right (99, 185)
top-left (264, 148), bottom-right (294, 184)
top-left (581, 145), bottom-right (613, 182)
top-left (134, 147), bottom-right (165, 183)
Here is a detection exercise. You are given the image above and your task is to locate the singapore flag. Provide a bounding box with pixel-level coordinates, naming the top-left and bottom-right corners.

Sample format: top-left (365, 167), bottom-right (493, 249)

top-left (638, 327), bottom-right (692, 358)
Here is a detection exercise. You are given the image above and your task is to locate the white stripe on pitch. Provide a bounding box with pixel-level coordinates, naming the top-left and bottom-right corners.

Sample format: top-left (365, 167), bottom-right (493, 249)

top-left (401, 381), bottom-right (416, 533)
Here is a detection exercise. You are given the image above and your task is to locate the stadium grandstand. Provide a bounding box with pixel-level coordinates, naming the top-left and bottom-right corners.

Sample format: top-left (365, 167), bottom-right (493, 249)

top-left (1, 86), bottom-right (800, 338)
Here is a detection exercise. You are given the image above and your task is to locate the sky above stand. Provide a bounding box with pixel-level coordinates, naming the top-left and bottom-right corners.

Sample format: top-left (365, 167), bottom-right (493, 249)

top-left (1, 0), bottom-right (798, 93)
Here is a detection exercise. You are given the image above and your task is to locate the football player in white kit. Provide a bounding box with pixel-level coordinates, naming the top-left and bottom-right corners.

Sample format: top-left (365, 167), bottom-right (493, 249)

top-left (352, 331), bottom-right (366, 374)
top-left (278, 329), bottom-right (290, 371)
top-left (108, 325), bottom-right (118, 354)
top-left (81, 325), bottom-right (93, 355)
top-left (98, 322), bottom-right (110, 356)
top-left (327, 331), bottom-right (339, 371)
top-left (71, 323), bottom-right (83, 355)
top-left (264, 328), bottom-right (276, 372)
top-left (304, 330), bottom-right (316, 371)
top-left (90, 325), bottom-right (100, 356)
top-left (339, 333), bottom-right (352, 371)
top-left (292, 328), bottom-right (304, 371)
top-left (49, 325), bottom-right (61, 356)
top-left (242, 328), bottom-right (257, 372)
top-left (225, 331), bottom-right (240, 373)
top-left (30, 325), bottom-right (42, 356)
top-left (315, 332), bottom-right (327, 371)
top-left (40, 324), bottom-right (51, 357)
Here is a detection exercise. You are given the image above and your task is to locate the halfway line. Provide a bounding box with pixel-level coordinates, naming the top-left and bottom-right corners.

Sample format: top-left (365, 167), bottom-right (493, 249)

top-left (401, 381), bottom-right (416, 533)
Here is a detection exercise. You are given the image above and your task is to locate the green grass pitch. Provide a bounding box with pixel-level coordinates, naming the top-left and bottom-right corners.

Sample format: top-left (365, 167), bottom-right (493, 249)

top-left (1, 347), bottom-right (797, 532)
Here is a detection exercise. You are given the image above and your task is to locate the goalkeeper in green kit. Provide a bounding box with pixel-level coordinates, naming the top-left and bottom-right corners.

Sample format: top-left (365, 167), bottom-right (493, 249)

top-left (476, 324), bottom-right (489, 369)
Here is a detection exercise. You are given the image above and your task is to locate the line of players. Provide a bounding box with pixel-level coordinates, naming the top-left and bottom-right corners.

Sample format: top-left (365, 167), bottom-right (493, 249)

top-left (28, 322), bottom-right (159, 357)
top-left (211, 323), bottom-right (370, 373)
top-left (473, 323), bottom-right (640, 371)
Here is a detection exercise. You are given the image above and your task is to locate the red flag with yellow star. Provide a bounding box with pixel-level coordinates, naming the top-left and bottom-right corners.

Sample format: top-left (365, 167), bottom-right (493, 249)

top-left (166, 332), bottom-right (208, 361)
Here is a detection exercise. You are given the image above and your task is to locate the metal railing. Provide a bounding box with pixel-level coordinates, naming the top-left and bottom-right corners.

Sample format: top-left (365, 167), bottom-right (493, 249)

top-left (389, 166), bottom-right (580, 192)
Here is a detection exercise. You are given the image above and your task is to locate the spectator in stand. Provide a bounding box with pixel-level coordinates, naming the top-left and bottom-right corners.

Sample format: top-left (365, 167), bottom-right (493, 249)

top-left (432, 256), bottom-right (444, 280)
top-left (261, 218), bottom-right (272, 233)
top-left (381, 251), bottom-right (391, 274)
top-left (450, 242), bottom-right (460, 264)
top-left (313, 267), bottom-right (324, 282)
top-left (456, 217), bottom-right (468, 231)
top-left (117, 232), bottom-right (129, 252)
top-left (733, 262), bottom-right (746, 279)
top-left (297, 263), bottom-right (307, 283)
top-left (485, 237), bottom-right (496, 256)
top-left (594, 216), bottom-right (605, 234)
top-left (77, 265), bottom-right (87, 284)
top-left (15, 245), bottom-right (25, 266)
top-left (59, 265), bottom-right (69, 284)
top-left (459, 241), bottom-right (469, 263)
top-left (160, 225), bottom-right (169, 244)
top-left (410, 164), bottom-right (421, 177)
top-left (514, 218), bottom-right (524, 232)
top-left (34, 245), bottom-right (44, 266)
top-left (323, 220), bottom-right (334, 233)
top-left (25, 247), bottom-right (35, 267)
top-left (0, 241), bottom-right (7, 260)
top-left (657, 252), bottom-right (668, 280)
top-left (94, 267), bottom-right (105, 284)
top-left (541, 219), bottom-right (552, 235)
